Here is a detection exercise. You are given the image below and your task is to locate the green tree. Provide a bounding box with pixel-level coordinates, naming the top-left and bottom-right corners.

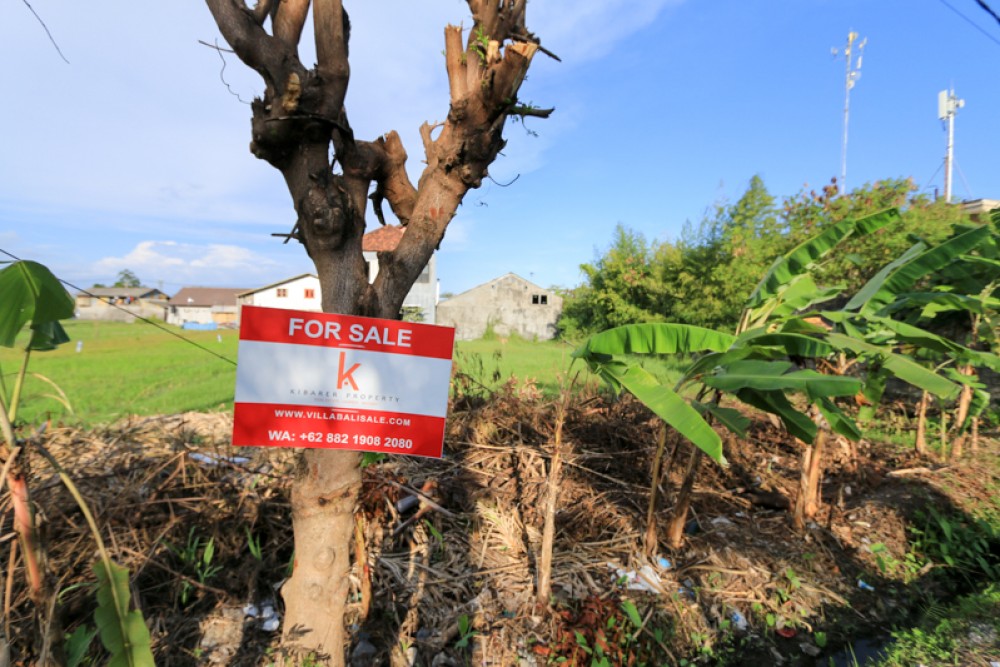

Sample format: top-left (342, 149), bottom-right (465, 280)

top-left (112, 269), bottom-right (141, 288)
top-left (658, 175), bottom-right (783, 330)
top-left (560, 224), bottom-right (662, 336)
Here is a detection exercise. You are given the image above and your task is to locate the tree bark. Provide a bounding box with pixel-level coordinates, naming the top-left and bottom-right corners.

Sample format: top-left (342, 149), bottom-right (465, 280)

top-left (643, 425), bottom-right (668, 557)
top-left (203, 1), bottom-right (546, 660)
top-left (536, 398), bottom-right (566, 607)
top-left (666, 448), bottom-right (702, 549)
top-left (915, 390), bottom-right (929, 455)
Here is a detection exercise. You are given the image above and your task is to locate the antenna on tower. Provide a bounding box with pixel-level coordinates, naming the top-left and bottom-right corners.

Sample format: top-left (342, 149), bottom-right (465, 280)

top-left (937, 87), bottom-right (964, 203)
top-left (832, 31), bottom-right (867, 194)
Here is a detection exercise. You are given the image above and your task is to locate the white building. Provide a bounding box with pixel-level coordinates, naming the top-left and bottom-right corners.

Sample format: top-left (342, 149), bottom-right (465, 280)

top-left (237, 274), bottom-right (322, 312)
top-left (238, 226), bottom-right (438, 322)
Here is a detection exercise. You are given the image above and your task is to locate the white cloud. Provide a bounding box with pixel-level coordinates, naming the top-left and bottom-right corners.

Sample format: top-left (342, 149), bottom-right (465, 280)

top-left (92, 241), bottom-right (281, 287)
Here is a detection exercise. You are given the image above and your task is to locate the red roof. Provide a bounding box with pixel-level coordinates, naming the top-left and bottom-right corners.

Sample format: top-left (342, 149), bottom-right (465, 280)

top-left (363, 225), bottom-right (405, 252)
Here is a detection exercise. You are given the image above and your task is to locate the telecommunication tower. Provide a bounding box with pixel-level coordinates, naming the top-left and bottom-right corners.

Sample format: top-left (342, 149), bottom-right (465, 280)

top-left (938, 88), bottom-right (965, 203)
top-left (832, 31), bottom-right (867, 194)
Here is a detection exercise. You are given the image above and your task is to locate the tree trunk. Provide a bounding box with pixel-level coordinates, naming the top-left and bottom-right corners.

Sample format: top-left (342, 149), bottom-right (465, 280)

top-left (204, 2), bottom-right (547, 659)
top-left (643, 425), bottom-right (668, 557)
top-left (792, 429), bottom-right (826, 530)
top-left (915, 390), bottom-right (929, 455)
top-left (666, 448), bottom-right (702, 549)
top-left (536, 399), bottom-right (566, 607)
top-left (949, 365), bottom-right (974, 462)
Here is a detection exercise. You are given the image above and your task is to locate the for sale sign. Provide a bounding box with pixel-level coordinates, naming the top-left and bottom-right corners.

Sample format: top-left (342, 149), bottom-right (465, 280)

top-left (233, 305), bottom-right (455, 458)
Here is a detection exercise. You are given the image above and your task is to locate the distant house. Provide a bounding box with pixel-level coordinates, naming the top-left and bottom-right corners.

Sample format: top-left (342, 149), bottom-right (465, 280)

top-left (167, 287), bottom-right (250, 329)
top-left (435, 273), bottom-right (562, 341)
top-left (237, 273), bottom-right (322, 312)
top-left (363, 225), bottom-right (437, 323)
top-left (961, 198), bottom-right (1000, 223)
top-left (237, 225), bottom-right (438, 322)
top-left (75, 287), bottom-right (169, 322)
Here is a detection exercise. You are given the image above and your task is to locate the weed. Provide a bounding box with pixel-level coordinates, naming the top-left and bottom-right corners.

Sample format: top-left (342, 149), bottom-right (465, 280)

top-left (166, 527), bottom-right (223, 605)
top-left (246, 527), bottom-right (263, 561)
top-left (455, 613), bottom-right (477, 650)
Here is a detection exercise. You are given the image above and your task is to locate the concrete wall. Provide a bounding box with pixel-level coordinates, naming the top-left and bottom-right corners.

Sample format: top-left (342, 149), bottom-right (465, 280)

top-left (75, 299), bottom-right (166, 323)
top-left (436, 273), bottom-right (562, 341)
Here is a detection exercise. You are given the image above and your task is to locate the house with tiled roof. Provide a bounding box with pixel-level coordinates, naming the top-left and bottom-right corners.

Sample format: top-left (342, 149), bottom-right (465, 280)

top-left (238, 225), bottom-right (438, 323)
top-left (363, 225), bottom-right (437, 323)
top-left (167, 286), bottom-right (250, 329)
top-left (74, 286), bottom-right (169, 322)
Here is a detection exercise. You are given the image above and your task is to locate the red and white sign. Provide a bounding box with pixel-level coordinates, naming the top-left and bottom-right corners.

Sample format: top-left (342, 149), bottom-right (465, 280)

top-left (233, 305), bottom-right (455, 458)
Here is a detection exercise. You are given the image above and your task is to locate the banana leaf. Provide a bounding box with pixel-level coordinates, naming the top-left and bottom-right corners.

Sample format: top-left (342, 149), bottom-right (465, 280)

top-left (846, 225), bottom-right (992, 315)
top-left (702, 359), bottom-right (861, 399)
top-left (745, 209), bottom-right (898, 309)
top-left (0, 260), bottom-right (74, 348)
top-left (588, 357), bottom-right (725, 464)
top-left (863, 316), bottom-right (1000, 372)
top-left (693, 401), bottom-right (751, 437)
top-left (736, 388), bottom-right (817, 442)
top-left (93, 560), bottom-right (155, 667)
top-left (825, 332), bottom-right (960, 400)
top-left (573, 323), bottom-right (734, 359)
top-left (817, 397), bottom-right (862, 441)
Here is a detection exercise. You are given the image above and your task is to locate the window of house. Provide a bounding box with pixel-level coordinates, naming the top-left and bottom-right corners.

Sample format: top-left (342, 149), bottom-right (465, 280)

top-left (531, 294), bottom-right (549, 305)
top-left (277, 288), bottom-right (288, 298)
top-left (305, 288), bottom-right (315, 299)
top-left (532, 294), bottom-right (540, 304)
top-left (541, 295), bottom-right (548, 305)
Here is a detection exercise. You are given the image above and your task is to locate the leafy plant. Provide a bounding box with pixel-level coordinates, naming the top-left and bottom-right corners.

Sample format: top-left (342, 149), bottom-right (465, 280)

top-left (166, 527), bottom-right (223, 605)
top-left (455, 613), bottom-right (478, 650)
top-left (0, 260), bottom-right (154, 666)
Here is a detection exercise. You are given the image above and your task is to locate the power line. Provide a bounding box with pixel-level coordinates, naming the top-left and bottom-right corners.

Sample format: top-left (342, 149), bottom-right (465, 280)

top-left (935, 0), bottom-right (1000, 47)
top-left (974, 0), bottom-right (1000, 27)
top-left (0, 248), bottom-right (237, 367)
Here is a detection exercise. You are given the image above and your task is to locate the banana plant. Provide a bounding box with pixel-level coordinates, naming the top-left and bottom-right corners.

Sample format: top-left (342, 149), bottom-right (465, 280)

top-left (573, 209), bottom-right (899, 549)
top-left (825, 222), bottom-right (1000, 458)
top-left (0, 260), bottom-right (154, 666)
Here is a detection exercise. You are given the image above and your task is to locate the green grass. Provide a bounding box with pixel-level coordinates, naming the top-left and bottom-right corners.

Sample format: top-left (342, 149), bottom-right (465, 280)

top-left (873, 584), bottom-right (1000, 666)
top-left (1, 321), bottom-right (689, 427)
top-left (1, 320), bottom-right (240, 426)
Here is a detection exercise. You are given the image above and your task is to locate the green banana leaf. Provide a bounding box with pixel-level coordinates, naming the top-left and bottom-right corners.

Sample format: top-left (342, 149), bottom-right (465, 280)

top-left (817, 397), bottom-right (862, 441)
top-left (884, 292), bottom-right (1000, 319)
top-left (863, 316), bottom-right (1000, 372)
top-left (702, 359), bottom-right (861, 399)
top-left (736, 388), bottom-right (817, 443)
top-left (573, 323), bottom-right (734, 359)
top-left (693, 401), bottom-right (751, 437)
top-left (846, 225), bottom-right (992, 315)
top-left (736, 331), bottom-right (837, 358)
top-left (588, 357), bottom-right (725, 464)
top-left (857, 363), bottom-right (887, 423)
top-left (825, 332), bottom-right (960, 400)
top-left (93, 560), bottom-right (155, 667)
top-left (0, 260), bottom-right (74, 348)
top-left (745, 209), bottom-right (898, 309)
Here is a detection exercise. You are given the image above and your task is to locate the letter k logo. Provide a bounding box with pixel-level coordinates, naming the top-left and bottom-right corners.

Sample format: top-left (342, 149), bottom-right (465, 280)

top-left (337, 351), bottom-right (361, 390)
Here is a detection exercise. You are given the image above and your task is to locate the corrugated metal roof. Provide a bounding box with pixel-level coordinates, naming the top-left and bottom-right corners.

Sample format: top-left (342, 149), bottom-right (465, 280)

top-left (171, 287), bottom-right (250, 307)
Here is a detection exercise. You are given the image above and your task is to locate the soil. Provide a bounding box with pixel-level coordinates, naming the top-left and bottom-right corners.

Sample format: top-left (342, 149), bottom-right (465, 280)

top-left (3, 384), bottom-right (999, 666)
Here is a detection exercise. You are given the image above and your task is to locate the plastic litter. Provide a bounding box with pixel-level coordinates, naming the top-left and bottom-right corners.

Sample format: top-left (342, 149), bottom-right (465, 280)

top-left (776, 627), bottom-right (796, 638)
top-left (609, 563), bottom-right (663, 593)
top-left (684, 518), bottom-right (700, 535)
top-left (710, 516), bottom-right (734, 527)
top-left (858, 580), bottom-right (875, 591)
top-left (188, 452), bottom-right (251, 467)
top-left (657, 556), bottom-right (672, 570)
top-left (729, 610), bottom-right (748, 632)
top-left (261, 617), bottom-right (280, 632)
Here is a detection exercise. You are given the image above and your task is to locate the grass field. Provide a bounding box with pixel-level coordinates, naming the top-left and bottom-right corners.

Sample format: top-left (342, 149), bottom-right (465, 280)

top-left (0, 320), bottom-right (687, 426)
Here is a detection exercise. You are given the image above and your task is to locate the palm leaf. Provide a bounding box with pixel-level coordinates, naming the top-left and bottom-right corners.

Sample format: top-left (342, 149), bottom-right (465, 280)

top-left (702, 360), bottom-right (861, 399)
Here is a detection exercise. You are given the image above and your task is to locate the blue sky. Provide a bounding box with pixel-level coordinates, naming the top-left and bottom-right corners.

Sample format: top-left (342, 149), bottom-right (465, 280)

top-left (2, 0), bottom-right (999, 297)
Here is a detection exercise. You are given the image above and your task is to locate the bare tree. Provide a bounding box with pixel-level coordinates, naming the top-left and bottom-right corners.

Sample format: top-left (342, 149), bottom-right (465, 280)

top-left (203, 0), bottom-right (552, 661)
